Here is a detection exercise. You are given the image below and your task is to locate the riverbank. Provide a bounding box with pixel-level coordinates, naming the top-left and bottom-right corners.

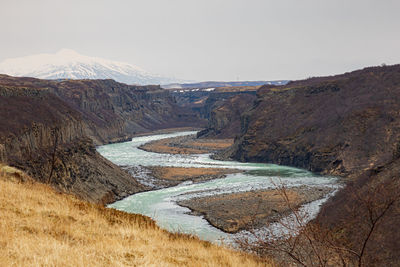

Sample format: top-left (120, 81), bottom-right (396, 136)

top-left (178, 186), bottom-right (333, 233)
top-left (139, 134), bottom-right (233, 154)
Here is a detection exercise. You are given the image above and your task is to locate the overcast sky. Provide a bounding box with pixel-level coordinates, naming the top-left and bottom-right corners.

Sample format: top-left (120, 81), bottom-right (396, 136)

top-left (1, 0), bottom-right (399, 81)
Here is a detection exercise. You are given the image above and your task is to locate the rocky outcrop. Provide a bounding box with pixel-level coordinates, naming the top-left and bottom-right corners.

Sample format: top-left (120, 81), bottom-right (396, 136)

top-left (199, 90), bottom-right (257, 120)
top-left (197, 94), bottom-right (256, 138)
top-left (171, 87), bottom-right (258, 120)
top-left (0, 144), bottom-right (5, 162)
top-left (0, 84), bottom-right (146, 203)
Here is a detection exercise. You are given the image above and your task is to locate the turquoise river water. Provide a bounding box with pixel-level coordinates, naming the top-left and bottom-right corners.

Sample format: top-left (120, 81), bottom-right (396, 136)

top-left (97, 131), bottom-right (338, 243)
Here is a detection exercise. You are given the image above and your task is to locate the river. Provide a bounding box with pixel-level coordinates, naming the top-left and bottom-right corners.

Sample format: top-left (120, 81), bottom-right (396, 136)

top-left (97, 131), bottom-right (338, 243)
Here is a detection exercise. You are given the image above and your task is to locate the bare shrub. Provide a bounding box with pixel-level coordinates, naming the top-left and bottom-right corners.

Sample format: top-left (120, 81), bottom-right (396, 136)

top-left (236, 180), bottom-right (400, 267)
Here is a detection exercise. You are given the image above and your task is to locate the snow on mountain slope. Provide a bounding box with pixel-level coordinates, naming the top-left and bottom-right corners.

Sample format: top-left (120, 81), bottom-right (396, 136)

top-left (0, 49), bottom-right (179, 85)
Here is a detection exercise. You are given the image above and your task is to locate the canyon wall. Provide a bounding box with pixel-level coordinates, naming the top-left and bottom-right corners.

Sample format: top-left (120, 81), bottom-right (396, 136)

top-left (0, 84), bottom-right (146, 203)
top-left (0, 75), bottom-right (205, 145)
top-left (49, 79), bottom-right (204, 144)
top-left (0, 75), bottom-right (204, 203)
top-left (172, 88), bottom-right (257, 119)
top-left (208, 64), bottom-right (400, 265)
top-left (228, 65), bottom-right (400, 178)
top-left (197, 93), bottom-right (256, 138)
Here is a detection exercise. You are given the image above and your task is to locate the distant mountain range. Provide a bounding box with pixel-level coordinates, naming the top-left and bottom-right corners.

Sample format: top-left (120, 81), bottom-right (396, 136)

top-left (0, 49), bottom-right (289, 87)
top-left (0, 49), bottom-right (181, 85)
top-left (162, 80), bottom-right (289, 89)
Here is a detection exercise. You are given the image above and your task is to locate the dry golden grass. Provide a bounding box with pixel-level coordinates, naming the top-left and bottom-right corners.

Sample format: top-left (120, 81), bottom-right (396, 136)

top-left (0, 165), bottom-right (272, 267)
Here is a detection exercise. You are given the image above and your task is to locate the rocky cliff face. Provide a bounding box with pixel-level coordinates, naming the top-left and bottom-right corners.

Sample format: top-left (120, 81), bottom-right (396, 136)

top-left (49, 79), bottom-right (205, 144)
top-left (229, 65), bottom-right (400, 178)
top-left (215, 64), bottom-right (400, 265)
top-left (0, 75), bottom-right (204, 145)
top-left (197, 94), bottom-right (256, 138)
top-left (199, 91), bottom-right (257, 120)
top-left (0, 75), bottom-right (204, 203)
top-left (171, 87), bottom-right (258, 120)
top-left (0, 84), bottom-right (146, 203)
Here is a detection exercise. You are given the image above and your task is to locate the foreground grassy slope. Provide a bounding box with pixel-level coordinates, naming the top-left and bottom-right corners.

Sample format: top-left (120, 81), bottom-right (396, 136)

top-left (0, 166), bottom-right (270, 267)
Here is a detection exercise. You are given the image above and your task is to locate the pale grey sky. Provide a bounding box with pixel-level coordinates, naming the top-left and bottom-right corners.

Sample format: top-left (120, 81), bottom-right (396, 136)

top-left (1, 0), bottom-right (399, 81)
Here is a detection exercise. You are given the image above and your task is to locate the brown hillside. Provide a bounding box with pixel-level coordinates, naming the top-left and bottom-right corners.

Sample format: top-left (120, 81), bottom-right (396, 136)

top-left (219, 64), bottom-right (400, 265)
top-left (231, 64), bottom-right (400, 177)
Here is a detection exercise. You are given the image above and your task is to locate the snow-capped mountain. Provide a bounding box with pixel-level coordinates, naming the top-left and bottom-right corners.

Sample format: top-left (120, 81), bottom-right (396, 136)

top-left (0, 49), bottom-right (180, 85)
